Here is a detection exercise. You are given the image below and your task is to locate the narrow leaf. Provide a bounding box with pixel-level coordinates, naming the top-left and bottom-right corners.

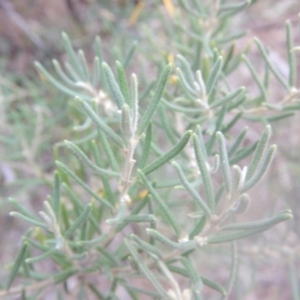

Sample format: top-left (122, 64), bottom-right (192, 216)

top-left (193, 133), bottom-right (215, 211)
top-left (143, 130), bottom-right (192, 175)
top-left (122, 41), bottom-right (137, 68)
top-left (52, 60), bottom-right (77, 87)
top-left (221, 209), bottom-right (292, 231)
top-left (34, 62), bottom-right (88, 100)
top-left (242, 55), bottom-right (266, 101)
top-left (138, 123), bottom-right (152, 169)
top-left (168, 265), bottom-right (226, 295)
top-left (56, 161), bottom-right (114, 210)
top-left (10, 212), bottom-right (47, 228)
top-left (64, 140), bottom-right (120, 178)
top-left (286, 20), bottom-right (297, 87)
top-left (180, 257), bottom-right (203, 296)
top-left (137, 64), bottom-right (172, 136)
top-left (222, 242), bottom-right (238, 300)
top-left (254, 38), bottom-right (289, 90)
top-left (102, 62), bottom-right (125, 109)
top-left (125, 239), bottom-right (169, 300)
top-left (246, 125), bottom-right (272, 180)
top-left (146, 228), bottom-right (195, 251)
top-left (6, 243), bottom-right (28, 290)
top-left (216, 132), bottom-right (232, 194)
top-left (172, 162), bottom-right (212, 218)
top-left (130, 234), bottom-right (162, 258)
top-left (53, 267), bottom-right (78, 283)
top-left (52, 171), bottom-right (61, 221)
top-left (116, 61), bottom-right (131, 105)
top-left (242, 145), bottom-right (276, 192)
top-left (208, 210), bottom-right (292, 243)
top-left (61, 32), bottom-right (82, 77)
top-left (138, 170), bottom-right (181, 236)
top-left (228, 127), bottom-right (248, 157)
top-left (25, 249), bottom-right (57, 264)
top-left (189, 216), bottom-right (207, 239)
top-left (121, 104), bottom-right (133, 138)
top-left (65, 204), bottom-right (92, 238)
top-left (210, 87), bottom-right (245, 109)
top-left (78, 98), bottom-right (125, 148)
top-left (207, 56), bottom-right (223, 96)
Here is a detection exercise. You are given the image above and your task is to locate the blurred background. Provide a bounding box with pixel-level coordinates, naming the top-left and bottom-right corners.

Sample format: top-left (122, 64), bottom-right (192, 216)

top-left (0, 0), bottom-right (299, 299)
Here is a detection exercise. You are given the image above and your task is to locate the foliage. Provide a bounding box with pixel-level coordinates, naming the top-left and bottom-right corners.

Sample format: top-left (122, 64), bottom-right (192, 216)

top-left (1, 0), bottom-right (299, 299)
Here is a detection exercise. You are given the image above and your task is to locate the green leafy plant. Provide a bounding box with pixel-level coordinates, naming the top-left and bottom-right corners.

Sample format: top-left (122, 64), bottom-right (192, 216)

top-left (1, 1), bottom-right (299, 299)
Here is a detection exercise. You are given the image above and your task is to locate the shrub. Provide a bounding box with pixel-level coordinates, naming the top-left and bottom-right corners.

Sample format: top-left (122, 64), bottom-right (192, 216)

top-left (1, 1), bottom-right (299, 299)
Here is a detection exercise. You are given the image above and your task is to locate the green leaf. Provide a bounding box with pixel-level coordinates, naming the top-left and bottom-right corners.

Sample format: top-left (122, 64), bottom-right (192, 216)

top-left (78, 98), bottom-right (125, 148)
top-left (193, 133), bottom-right (215, 211)
top-left (124, 284), bottom-right (159, 298)
top-left (222, 242), bottom-right (238, 300)
top-left (229, 142), bottom-right (257, 165)
top-left (210, 87), bottom-right (245, 109)
top-left (116, 61), bottom-right (131, 105)
top-left (121, 104), bottom-right (133, 138)
top-left (221, 209), bottom-right (292, 231)
top-left (8, 198), bottom-right (44, 225)
top-left (65, 204), bottom-right (92, 238)
top-left (286, 20), bottom-right (297, 87)
top-left (246, 125), bottom-right (272, 181)
top-left (61, 32), bottom-right (82, 78)
top-left (78, 50), bottom-right (89, 81)
top-left (143, 130), bottom-right (192, 175)
top-left (52, 171), bottom-right (61, 222)
top-left (189, 216), bottom-right (207, 239)
top-left (130, 234), bottom-right (162, 258)
top-left (177, 54), bottom-right (195, 84)
top-left (207, 56), bottom-right (223, 97)
top-left (177, 67), bottom-right (197, 97)
top-left (124, 239), bottom-right (169, 300)
top-left (53, 267), bottom-right (78, 283)
top-left (62, 182), bottom-right (100, 232)
top-left (254, 38), bottom-right (289, 90)
top-left (216, 132), bottom-right (232, 195)
top-left (209, 210), bottom-right (292, 243)
top-left (228, 127), bottom-right (248, 157)
top-left (52, 59), bottom-right (77, 87)
top-left (56, 161), bottom-right (114, 210)
top-left (34, 62), bottom-right (89, 100)
top-left (242, 145), bottom-right (276, 192)
top-left (6, 243), bottom-right (28, 290)
top-left (64, 140), bottom-right (120, 178)
top-left (242, 55), bottom-right (266, 102)
top-left (92, 57), bottom-right (101, 87)
top-left (130, 73), bottom-right (139, 131)
top-left (91, 140), bottom-right (115, 205)
top-left (25, 249), bottom-right (58, 264)
top-left (115, 196), bottom-right (149, 232)
top-left (138, 123), bottom-right (152, 169)
top-left (168, 265), bottom-right (227, 295)
top-left (102, 62), bottom-right (125, 109)
top-left (146, 228), bottom-right (195, 250)
top-left (180, 257), bottom-right (203, 297)
top-left (289, 262), bottom-right (300, 300)
top-left (88, 283), bottom-right (106, 300)
top-left (9, 212), bottom-right (47, 229)
top-left (229, 194), bottom-right (251, 214)
top-left (106, 202), bottom-right (128, 225)
top-left (172, 162), bottom-right (212, 218)
top-left (137, 64), bottom-right (172, 136)
top-left (138, 170), bottom-right (182, 237)
top-left (122, 41), bottom-right (137, 68)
